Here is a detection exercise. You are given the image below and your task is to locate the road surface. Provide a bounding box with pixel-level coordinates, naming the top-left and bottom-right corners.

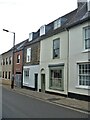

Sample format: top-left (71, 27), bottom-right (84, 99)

top-left (2, 87), bottom-right (88, 118)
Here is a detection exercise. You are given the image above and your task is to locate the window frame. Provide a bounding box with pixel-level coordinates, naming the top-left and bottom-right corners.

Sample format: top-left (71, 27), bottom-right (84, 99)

top-left (9, 56), bottom-right (12, 65)
top-left (26, 48), bottom-right (31, 63)
top-left (54, 18), bottom-right (61, 29)
top-left (3, 59), bottom-right (5, 65)
top-left (49, 66), bottom-right (64, 91)
top-left (17, 54), bottom-right (20, 64)
top-left (83, 26), bottom-right (90, 50)
top-left (53, 38), bottom-right (60, 59)
top-left (77, 63), bottom-right (90, 88)
top-left (6, 58), bottom-right (8, 65)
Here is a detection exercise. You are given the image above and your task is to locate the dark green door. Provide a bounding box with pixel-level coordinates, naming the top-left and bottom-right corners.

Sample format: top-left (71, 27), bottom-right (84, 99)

top-left (41, 74), bottom-right (45, 92)
top-left (35, 74), bottom-right (38, 91)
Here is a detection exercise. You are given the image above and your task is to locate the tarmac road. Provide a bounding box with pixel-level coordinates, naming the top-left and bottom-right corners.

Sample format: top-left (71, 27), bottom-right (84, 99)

top-left (2, 87), bottom-right (88, 119)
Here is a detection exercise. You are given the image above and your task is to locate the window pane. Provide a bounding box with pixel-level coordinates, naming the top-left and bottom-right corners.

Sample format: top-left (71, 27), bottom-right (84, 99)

top-left (50, 69), bottom-right (63, 89)
top-left (85, 29), bottom-right (88, 39)
top-left (78, 63), bottom-right (90, 86)
top-left (53, 39), bottom-right (60, 58)
top-left (54, 40), bottom-right (59, 49)
top-left (84, 27), bottom-right (90, 49)
top-left (88, 28), bottom-right (90, 38)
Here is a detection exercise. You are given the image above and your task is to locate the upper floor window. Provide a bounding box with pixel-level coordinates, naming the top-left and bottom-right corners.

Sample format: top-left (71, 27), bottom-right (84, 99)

top-left (54, 18), bottom-right (61, 29)
top-left (9, 56), bottom-right (12, 65)
top-left (17, 54), bottom-right (20, 64)
top-left (3, 59), bottom-right (5, 65)
top-left (6, 58), bottom-right (8, 65)
top-left (78, 63), bottom-right (90, 87)
top-left (53, 38), bottom-right (60, 59)
top-left (26, 48), bottom-right (31, 62)
top-left (40, 25), bottom-right (45, 36)
top-left (84, 26), bottom-right (90, 50)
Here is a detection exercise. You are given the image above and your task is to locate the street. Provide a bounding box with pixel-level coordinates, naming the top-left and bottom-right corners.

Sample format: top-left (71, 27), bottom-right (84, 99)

top-left (2, 87), bottom-right (88, 118)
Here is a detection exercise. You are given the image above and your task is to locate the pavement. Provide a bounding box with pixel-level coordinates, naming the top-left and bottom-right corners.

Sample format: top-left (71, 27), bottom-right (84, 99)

top-left (2, 84), bottom-right (90, 114)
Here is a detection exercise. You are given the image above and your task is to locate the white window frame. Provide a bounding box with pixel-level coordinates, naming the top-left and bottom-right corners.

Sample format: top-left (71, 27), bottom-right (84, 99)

top-left (26, 48), bottom-right (31, 63)
top-left (83, 26), bottom-right (90, 51)
top-left (23, 68), bottom-right (30, 86)
top-left (54, 18), bottom-right (61, 29)
top-left (53, 38), bottom-right (60, 59)
top-left (77, 63), bottom-right (90, 89)
top-left (49, 66), bottom-right (64, 91)
top-left (40, 25), bottom-right (45, 36)
top-left (17, 54), bottom-right (20, 64)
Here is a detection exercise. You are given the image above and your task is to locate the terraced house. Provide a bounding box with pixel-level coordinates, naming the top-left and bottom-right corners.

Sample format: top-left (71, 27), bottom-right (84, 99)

top-left (13, 39), bottom-right (28, 87)
top-left (1, 49), bottom-right (12, 84)
top-left (39, 0), bottom-right (90, 101)
top-left (39, 9), bottom-right (76, 94)
top-left (67, 1), bottom-right (90, 101)
top-left (23, 30), bottom-right (40, 91)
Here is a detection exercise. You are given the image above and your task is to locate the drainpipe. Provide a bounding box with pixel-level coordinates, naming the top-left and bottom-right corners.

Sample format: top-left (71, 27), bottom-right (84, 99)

top-left (66, 28), bottom-right (69, 98)
top-left (21, 46), bottom-right (25, 88)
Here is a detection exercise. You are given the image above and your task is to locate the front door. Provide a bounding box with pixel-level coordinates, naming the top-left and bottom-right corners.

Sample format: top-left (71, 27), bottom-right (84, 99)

top-left (15, 72), bottom-right (22, 87)
top-left (41, 74), bottom-right (45, 92)
top-left (35, 74), bottom-right (38, 91)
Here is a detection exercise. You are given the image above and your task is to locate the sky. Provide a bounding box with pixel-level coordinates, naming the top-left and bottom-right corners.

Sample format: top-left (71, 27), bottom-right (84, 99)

top-left (0, 0), bottom-right (77, 54)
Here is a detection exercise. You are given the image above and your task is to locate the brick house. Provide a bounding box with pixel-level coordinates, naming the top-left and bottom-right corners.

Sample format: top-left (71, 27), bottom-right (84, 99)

top-left (23, 30), bottom-right (40, 91)
top-left (1, 49), bottom-right (12, 85)
top-left (14, 39), bottom-right (28, 87)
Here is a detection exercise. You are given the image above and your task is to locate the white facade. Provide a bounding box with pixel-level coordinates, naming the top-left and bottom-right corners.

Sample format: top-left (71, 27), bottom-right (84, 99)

top-left (69, 21), bottom-right (90, 96)
top-left (39, 31), bottom-right (69, 95)
top-left (23, 65), bottom-right (40, 91)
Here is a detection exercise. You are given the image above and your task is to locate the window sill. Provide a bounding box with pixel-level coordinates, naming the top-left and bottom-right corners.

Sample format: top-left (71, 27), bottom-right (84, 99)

top-left (82, 49), bottom-right (90, 53)
top-left (76, 86), bottom-right (90, 90)
top-left (49, 86), bottom-right (64, 91)
top-left (16, 63), bottom-right (20, 64)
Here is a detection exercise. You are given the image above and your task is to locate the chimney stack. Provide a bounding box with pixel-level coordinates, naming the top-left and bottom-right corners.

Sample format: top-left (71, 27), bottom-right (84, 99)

top-left (77, 0), bottom-right (87, 8)
top-left (87, 0), bottom-right (90, 11)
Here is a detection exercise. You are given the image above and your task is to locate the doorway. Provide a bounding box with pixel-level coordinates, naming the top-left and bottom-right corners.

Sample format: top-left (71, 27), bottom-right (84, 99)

top-left (34, 74), bottom-right (38, 91)
top-left (41, 74), bottom-right (45, 92)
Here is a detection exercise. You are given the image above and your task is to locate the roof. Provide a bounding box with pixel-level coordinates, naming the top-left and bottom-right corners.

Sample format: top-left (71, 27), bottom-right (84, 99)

top-left (1, 39), bottom-right (28, 55)
top-left (66, 3), bottom-right (90, 28)
top-left (14, 39), bottom-right (28, 52)
top-left (40, 2), bottom-right (90, 40)
top-left (39, 9), bottom-right (77, 40)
